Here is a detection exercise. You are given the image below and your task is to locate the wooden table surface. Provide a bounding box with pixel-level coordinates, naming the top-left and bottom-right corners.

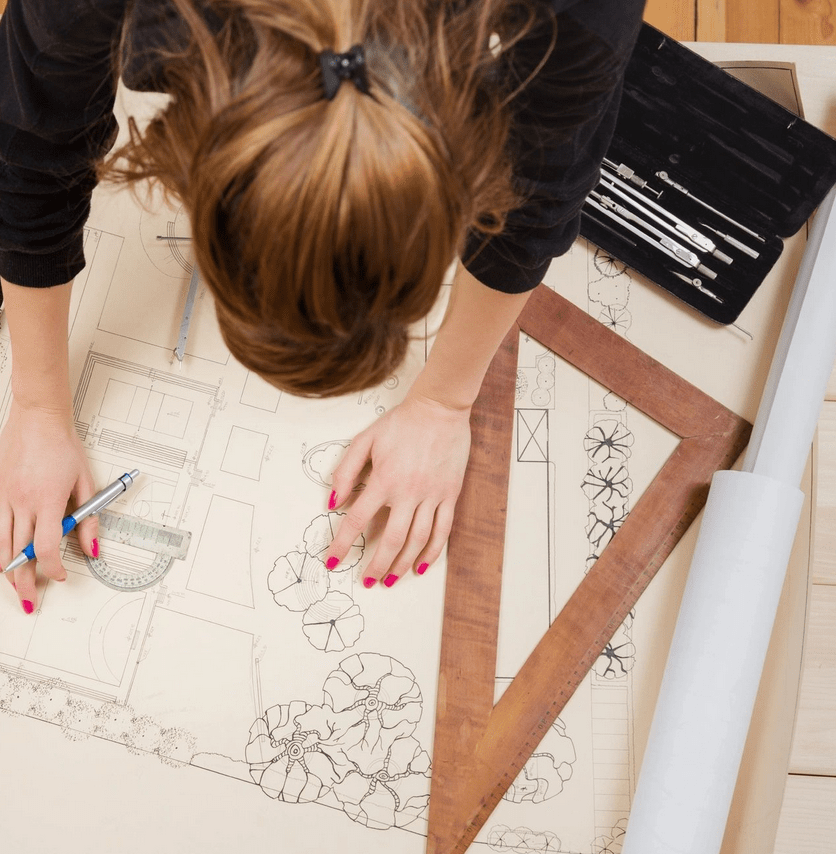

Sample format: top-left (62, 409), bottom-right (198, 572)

top-left (0, 0), bottom-right (833, 849)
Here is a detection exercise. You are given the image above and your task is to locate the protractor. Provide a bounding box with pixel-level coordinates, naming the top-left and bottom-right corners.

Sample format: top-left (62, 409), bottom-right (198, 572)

top-left (84, 509), bottom-right (192, 591)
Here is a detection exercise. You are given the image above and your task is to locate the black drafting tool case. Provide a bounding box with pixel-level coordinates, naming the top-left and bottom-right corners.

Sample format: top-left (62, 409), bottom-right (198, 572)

top-left (580, 24), bottom-right (836, 324)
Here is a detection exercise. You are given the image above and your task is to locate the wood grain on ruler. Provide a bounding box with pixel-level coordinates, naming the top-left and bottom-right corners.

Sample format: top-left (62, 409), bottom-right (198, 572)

top-left (428, 285), bottom-right (751, 854)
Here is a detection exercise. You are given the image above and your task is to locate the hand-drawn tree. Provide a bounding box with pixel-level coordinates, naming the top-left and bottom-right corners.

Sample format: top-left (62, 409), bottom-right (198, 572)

top-left (302, 591), bottom-right (365, 652)
top-left (269, 513), bottom-right (367, 650)
top-left (584, 421), bottom-right (634, 463)
top-left (487, 825), bottom-right (576, 853)
top-left (247, 652), bottom-right (431, 830)
top-left (504, 717), bottom-right (576, 804)
top-left (581, 462), bottom-right (633, 504)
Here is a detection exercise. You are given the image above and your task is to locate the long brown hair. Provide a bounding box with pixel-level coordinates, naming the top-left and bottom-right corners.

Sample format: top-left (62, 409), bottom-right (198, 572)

top-left (104, 0), bottom-right (548, 396)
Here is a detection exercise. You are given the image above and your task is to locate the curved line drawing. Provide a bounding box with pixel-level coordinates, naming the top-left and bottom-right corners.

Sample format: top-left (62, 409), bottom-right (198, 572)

top-left (302, 440), bottom-right (352, 490)
top-left (89, 593), bottom-right (146, 684)
top-left (487, 826), bottom-right (577, 853)
top-left (270, 513), bottom-right (366, 650)
top-left (302, 592), bottom-right (365, 652)
top-left (247, 652), bottom-right (430, 830)
top-left (503, 717), bottom-right (576, 804)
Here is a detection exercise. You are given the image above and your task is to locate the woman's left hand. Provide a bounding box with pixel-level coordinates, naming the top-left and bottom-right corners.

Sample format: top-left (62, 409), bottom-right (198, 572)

top-left (323, 392), bottom-right (471, 587)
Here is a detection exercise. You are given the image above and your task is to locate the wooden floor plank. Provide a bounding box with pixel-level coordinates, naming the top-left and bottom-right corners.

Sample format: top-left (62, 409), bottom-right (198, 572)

top-left (814, 402), bottom-right (836, 585)
top-left (775, 775), bottom-right (836, 854)
top-left (780, 0), bottom-right (836, 45)
top-left (697, 0), bottom-right (727, 40)
top-left (728, 0), bottom-right (781, 41)
top-left (645, 0), bottom-right (697, 40)
top-left (789, 584), bottom-right (836, 775)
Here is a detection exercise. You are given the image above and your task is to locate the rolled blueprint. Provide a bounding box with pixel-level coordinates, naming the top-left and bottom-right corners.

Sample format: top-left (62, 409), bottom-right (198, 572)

top-left (623, 183), bottom-right (836, 854)
top-left (622, 471), bottom-right (803, 854)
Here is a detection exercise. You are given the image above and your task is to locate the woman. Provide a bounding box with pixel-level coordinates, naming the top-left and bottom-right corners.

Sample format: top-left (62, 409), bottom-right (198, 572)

top-left (0, 0), bottom-right (644, 612)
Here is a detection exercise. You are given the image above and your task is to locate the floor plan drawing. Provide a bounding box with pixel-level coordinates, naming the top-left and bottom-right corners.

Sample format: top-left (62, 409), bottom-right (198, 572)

top-left (0, 76), bottom-right (815, 854)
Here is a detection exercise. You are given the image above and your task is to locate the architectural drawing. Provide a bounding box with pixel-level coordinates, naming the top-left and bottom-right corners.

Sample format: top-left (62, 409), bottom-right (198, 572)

top-left (269, 513), bottom-right (366, 651)
top-left (0, 70), bottom-right (816, 854)
top-left (245, 652), bottom-right (431, 829)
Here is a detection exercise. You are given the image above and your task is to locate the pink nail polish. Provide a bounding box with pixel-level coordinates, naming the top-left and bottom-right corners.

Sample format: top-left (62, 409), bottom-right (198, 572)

top-left (326, 556), bottom-right (340, 570)
top-left (417, 562), bottom-right (429, 575)
top-left (328, 491), bottom-right (337, 510)
top-left (383, 574), bottom-right (399, 588)
top-left (22, 600), bottom-right (34, 615)
top-left (92, 538), bottom-right (99, 558)
top-left (363, 577), bottom-right (377, 589)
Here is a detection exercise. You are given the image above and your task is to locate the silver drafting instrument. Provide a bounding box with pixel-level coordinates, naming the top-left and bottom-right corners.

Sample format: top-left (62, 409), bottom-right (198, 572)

top-left (85, 509), bottom-right (192, 591)
top-left (669, 270), bottom-right (724, 303)
top-left (602, 157), bottom-right (662, 197)
top-left (587, 192), bottom-right (718, 280)
top-left (698, 222), bottom-right (760, 259)
top-left (175, 264), bottom-right (201, 363)
top-left (601, 169), bottom-right (733, 264)
top-left (655, 171), bottom-right (766, 243)
top-left (3, 470), bottom-right (140, 574)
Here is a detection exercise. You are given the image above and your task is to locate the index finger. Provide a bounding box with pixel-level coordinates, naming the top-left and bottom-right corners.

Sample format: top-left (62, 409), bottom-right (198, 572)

top-left (32, 506), bottom-right (69, 583)
top-left (323, 489), bottom-right (384, 571)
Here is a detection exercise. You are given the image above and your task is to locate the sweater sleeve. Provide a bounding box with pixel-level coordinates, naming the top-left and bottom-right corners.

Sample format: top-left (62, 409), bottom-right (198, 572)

top-left (0, 0), bottom-right (124, 287)
top-left (463, 0), bottom-right (645, 293)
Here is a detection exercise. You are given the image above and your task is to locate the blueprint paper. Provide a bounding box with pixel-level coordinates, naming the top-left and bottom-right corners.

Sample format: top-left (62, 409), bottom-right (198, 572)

top-left (0, 69), bottom-right (813, 854)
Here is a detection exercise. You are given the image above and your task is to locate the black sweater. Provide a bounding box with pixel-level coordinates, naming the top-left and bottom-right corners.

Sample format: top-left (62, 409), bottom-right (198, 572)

top-left (0, 0), bottom-right (644, 292)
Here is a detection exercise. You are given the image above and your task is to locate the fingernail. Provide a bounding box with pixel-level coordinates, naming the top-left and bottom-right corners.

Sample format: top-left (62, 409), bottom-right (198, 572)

top-left (22, 600), bottom-right (34, 615)
top-left (328, 491), bottom-right (337, 511)
top-left (326, 556), bottom-right (340, 570)
top-left (363, 577), bottom-right (377, 589)
top-left (56, 576), bottom-right (66, 583)
top-left (383, 574), bottom-right (399, 588)
top-left (417, 562), bottom-right (429, 575)
top-left (92, 538), bottom-right (99, 558)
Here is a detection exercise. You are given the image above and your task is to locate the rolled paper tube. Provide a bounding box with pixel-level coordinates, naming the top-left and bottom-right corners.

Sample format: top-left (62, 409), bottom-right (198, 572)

top-left (623, 183), bottom-right (836, 854)
top-left (743, 185), bottom-right (836, 482)
top-left (621, 470), bottom-right (804, 854)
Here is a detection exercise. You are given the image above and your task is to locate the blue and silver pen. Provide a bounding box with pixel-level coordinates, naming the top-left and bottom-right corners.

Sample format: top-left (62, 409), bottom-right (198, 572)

top-left (2, 469), bottom-right (140, 574)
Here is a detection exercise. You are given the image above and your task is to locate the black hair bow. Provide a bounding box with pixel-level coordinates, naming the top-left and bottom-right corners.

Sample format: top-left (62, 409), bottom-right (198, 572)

top-left (319, 44), bottom-right (370, 100)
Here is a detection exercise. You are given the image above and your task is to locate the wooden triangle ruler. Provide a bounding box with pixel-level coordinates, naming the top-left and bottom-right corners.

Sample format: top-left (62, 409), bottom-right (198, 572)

top-left (427, 283), bottom-right (751, 853)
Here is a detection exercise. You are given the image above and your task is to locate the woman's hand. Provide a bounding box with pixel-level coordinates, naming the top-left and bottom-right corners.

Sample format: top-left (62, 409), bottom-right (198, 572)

top-left (0, 401), bottom-right (99, 613)
top-left (323, 392), bottom-right (471, 587)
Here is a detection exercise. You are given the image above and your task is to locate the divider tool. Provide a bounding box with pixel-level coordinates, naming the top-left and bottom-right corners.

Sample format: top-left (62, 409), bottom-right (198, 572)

top-left (427, 284), bottom-right (751, 854)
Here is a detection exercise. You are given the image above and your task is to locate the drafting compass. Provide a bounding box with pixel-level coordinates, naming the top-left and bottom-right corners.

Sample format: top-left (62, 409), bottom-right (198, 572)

top-left (85, 508), bottom-right (192, 591)
top-left (175, 264), bottom-right (201, 362)
top-left (155, 234), bottom-right (199, 362)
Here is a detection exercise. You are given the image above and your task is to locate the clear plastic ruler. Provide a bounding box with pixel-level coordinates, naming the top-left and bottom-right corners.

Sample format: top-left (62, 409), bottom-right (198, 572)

top-left (85, 509), bottom-right (192, 591)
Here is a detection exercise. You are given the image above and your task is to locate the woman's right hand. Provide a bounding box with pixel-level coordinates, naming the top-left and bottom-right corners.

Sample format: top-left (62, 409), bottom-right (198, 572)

top-left (0, 401), bottom-right (99, 613)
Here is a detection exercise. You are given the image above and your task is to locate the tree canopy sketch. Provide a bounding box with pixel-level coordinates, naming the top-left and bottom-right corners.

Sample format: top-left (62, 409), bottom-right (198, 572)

top-left (247, 652), bottom-right (431, 830)
top-left (269, 513), bottom-right (366, 651)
